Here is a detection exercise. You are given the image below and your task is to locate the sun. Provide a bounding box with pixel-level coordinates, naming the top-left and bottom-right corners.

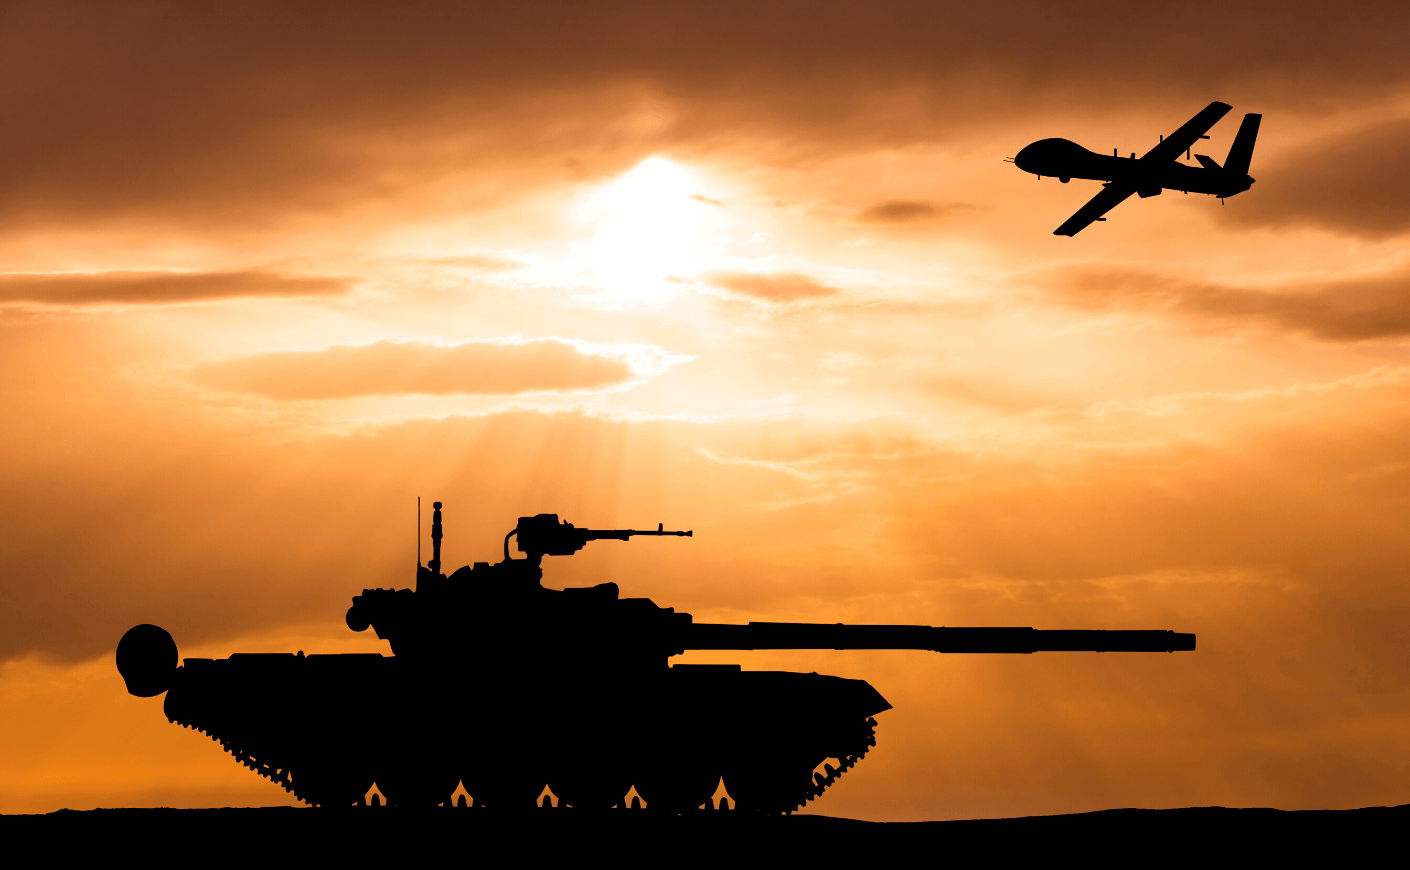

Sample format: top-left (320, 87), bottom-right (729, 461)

top-left (598, 156), bottom-right (698, 219)
top-left (571, 156), bottom-right (723, 303)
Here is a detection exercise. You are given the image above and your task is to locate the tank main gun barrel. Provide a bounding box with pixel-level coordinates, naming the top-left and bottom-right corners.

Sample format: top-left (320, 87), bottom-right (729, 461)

top-left (684, 623), bottom-right (1194, 653)
top-left (508, 513), bottom-right (693, 562)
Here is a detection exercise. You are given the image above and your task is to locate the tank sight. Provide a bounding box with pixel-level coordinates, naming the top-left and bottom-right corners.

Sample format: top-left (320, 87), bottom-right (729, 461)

top-left (508, 513), bottom-right (692, 562)
top-left (429, 501), bottom-right (443, 574)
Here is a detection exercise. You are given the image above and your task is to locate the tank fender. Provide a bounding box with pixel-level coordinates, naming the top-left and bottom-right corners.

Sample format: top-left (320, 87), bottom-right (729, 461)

top-left (663, 667), bottom-right (891, 720)
top-left (740, 671), bottom-right (892, 720)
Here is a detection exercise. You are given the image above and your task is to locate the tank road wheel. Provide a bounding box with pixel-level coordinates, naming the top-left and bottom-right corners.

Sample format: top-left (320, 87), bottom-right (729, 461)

top-left (463, 760), bottom-right (547, 809)
top-left (548, 770), bottom-right (632, 810)
top-left (723, 754), bottom-right (817, 814)
top-left (634, 759), bottom-right (720, 813)
top-left (467, 780), bottom-right (547, 808)
top-left (292, 763), bottom-right (374, 808)
top-left (376, 767), bottom-right (460, 808)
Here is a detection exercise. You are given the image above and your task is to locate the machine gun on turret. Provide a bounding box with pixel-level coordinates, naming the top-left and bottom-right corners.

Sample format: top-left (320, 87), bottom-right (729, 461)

top-left (507, 513), bottom-right (692, 562)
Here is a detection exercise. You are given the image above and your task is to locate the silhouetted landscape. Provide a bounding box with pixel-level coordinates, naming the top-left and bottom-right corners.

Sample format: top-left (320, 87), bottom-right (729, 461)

top-left (5, 805), bottom-right (1404, 861)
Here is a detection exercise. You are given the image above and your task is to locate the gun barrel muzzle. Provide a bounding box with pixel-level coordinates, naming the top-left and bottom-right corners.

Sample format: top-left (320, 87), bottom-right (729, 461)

top-left (628, 525), bottom-right (692, 537)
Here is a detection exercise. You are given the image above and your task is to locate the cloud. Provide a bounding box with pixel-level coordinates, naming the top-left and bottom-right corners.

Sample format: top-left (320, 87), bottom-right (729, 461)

top-left (4, 3), bottom-right (1410, 236)
top-left (190, 337), bottom-right (642, 400)
top-left (818, 351), bottom-right (873, 372)
top-left (706, 271), bottom-right (841, 301)
top-left (1224, 118), bottom-right (1410, 239)
top-left (0, 270), bottom-right (352, 306)
top-left (419, 254), bottom-right (520, 271)
top-left (1033, 264), bottom-right (1410, 341)
top-left (855, 199), bottom-right (963, 223)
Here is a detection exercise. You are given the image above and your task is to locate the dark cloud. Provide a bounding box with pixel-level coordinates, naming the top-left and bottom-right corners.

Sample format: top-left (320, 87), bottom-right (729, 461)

top-left (855, 199), bottom-right (961, 223)
top-left (1035, 264), bottom-right (1410, 341)
top-left (3, 2), bottom-right (1410, 232)
top-left (706, 271), bottom-right (841, 302)
top-left (0, 269), bottom-right (351, 305)
top-left (191, 337), bottom-right (634, 399)
top-left (1225, 118), bottom-right (1410, 239)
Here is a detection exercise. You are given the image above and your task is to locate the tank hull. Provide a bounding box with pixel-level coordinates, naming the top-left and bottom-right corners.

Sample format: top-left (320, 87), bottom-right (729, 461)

top-left (162, 654), bottom-right (889, 812)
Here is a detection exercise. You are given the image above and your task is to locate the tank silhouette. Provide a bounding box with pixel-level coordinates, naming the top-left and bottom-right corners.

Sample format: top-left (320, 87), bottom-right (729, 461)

top-left (118, 502), bottom-right (1196, 812)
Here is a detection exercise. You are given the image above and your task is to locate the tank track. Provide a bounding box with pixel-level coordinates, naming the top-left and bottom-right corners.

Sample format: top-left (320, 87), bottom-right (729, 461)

top-left (166, 709), bottom-right (877, 811)
top-left (782, 717), bottom-right (877, 814)
top-left (166, 711), bottom-right (309, 804)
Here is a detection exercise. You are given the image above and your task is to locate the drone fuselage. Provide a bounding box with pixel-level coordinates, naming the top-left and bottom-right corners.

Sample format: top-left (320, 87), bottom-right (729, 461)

top-left (1016, 138), bottom-right (1253, 199)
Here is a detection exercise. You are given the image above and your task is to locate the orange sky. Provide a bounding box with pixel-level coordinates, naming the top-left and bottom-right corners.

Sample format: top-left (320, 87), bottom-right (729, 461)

top-left (4, 2), bottom-right (1410, 819)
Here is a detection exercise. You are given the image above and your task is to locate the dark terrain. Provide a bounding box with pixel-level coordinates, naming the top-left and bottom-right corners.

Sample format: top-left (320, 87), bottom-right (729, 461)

top-left (4, 805), bottom-right (1402, 861)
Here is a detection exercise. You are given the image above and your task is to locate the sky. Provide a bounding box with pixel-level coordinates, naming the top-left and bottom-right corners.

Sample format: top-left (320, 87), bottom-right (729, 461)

top-left (3, 1), bottom-right (1410, 819)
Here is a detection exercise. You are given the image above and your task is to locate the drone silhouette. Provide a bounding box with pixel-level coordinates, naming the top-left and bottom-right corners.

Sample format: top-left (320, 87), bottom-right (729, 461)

top-left (1011, 102), bottom-right (1261, 235)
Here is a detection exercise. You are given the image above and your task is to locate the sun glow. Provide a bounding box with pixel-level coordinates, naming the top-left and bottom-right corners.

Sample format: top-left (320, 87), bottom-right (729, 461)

top-left (571, 156), bottom-right (726, 304)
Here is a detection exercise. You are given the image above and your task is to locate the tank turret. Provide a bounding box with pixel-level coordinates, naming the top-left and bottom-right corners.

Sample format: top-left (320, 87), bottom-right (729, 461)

top-left (118, 502), bottom-right (1196, 813)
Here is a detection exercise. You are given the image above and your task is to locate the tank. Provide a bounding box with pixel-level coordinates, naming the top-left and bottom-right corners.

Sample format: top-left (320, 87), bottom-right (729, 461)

top-left (117, 502), bottom-right (1196, 812)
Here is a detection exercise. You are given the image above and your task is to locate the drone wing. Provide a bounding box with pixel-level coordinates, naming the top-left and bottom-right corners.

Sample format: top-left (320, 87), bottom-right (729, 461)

top-left (1054, 183), bottom-right (1135, 236)
top-left (1141, 101), bottom-right (1233, 163)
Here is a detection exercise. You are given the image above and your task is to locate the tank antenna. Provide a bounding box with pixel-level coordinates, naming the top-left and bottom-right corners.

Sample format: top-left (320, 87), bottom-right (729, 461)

top-left (417, 496), bottom-right (421, 567)
top-left (431, 501), bottom-right (443, 575)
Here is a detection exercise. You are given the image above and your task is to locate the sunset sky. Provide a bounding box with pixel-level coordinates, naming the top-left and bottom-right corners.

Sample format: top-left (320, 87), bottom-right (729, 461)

top-left (4, 2), bottom-right (1410, 820)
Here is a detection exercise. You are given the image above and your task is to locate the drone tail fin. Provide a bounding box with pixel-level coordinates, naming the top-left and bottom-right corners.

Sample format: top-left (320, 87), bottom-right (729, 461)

top-left (1223, 113), bottom-right (1261, 177)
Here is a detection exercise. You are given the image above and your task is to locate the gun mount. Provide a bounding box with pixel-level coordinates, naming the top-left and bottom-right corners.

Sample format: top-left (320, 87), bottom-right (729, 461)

top-left (507, 512), bottom-right (692, 562)
top-left (118, 501), bottom-right (1196, 813)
